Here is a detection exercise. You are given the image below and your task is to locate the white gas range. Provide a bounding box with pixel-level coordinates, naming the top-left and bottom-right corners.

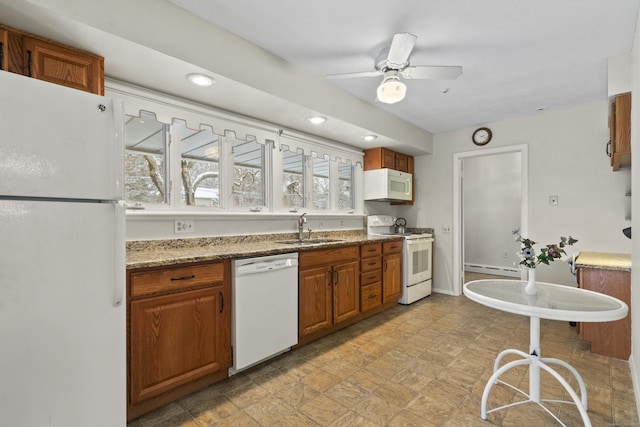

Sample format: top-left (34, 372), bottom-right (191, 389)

top-left (367, 215), bottom-right (434, 304)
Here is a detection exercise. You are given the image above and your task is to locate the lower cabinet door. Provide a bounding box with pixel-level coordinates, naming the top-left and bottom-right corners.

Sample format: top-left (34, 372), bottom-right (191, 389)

top-left (299, 266), bottom-right (333, 339)
top-left (333, 260), bottom-right (360, 324)
top-left (383, 253), bottom-right (402, 303)
top-left (130, 286), bottom-right (226, 404)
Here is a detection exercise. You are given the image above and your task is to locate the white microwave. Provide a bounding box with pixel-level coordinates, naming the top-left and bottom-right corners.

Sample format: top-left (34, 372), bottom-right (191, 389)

top-left (363, 168), bottom-right (412, 201)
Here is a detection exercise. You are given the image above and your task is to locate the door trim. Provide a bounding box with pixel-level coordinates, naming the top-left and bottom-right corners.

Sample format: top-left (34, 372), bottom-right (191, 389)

top-left (452, 144), bottom-right (529, 296)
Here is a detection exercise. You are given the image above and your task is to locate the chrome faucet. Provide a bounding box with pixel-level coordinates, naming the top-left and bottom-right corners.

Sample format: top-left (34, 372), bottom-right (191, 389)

top-left (297, 213), bottom-right (307, 241)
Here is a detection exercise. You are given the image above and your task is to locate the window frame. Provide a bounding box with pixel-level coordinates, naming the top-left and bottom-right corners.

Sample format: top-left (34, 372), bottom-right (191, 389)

top-left (108, 80), bottom-right (363, 217)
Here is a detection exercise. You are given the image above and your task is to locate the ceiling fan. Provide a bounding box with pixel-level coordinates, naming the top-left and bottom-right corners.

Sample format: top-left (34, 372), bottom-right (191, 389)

top-left (325, 33), bottom-right (462, 104)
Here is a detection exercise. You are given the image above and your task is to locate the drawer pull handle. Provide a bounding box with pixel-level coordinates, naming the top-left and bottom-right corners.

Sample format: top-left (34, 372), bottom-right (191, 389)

top-left (368, 294), bottom-right (378, 299)
top-left (219, 292), bottom-right (224, 313)
top-left (368, 275), bottom-right (376, 280)
top-left (170, 275), bottom-right (196, 281)
top-left (0, 42), bottom-right (3, 71)
top-left (368, 261), bottom-right (376, 266)
top-left (367, 249), bottom-right (376, 252)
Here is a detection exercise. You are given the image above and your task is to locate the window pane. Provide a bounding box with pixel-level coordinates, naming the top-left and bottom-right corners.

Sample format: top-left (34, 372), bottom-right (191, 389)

top-left (232, 135), bottom-right (265, 207)
top-left (338, 161), bottom-right (353, 210)
top-left (312, 156), bottom-right (330, 210)
top-left (176, 122), bottom-right (221, 207)
top-left (282, 148), bottom-right (304, 210)
top-left (124, 111), bottom-right (168, 205)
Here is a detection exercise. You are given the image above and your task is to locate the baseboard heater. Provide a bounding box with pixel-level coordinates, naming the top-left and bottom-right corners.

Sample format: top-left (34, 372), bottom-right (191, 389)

top-left (465, 263), bottom-right (520, 278)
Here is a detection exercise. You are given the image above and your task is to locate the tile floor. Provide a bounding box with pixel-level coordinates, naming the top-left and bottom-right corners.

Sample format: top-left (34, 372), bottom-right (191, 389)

top-left (128, 276), bottom-right (638, 426)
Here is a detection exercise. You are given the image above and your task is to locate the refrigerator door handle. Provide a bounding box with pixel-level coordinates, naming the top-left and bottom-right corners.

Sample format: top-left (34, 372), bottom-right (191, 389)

top-left (111, 99), bottom-right (125, 199)
top-left (113, 200), bottom-right (126, 307)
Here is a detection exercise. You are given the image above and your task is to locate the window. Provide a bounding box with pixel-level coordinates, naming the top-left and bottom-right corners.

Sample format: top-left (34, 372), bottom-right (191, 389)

top-left (338, 161), bottom-right (354, 210)
top-left (176, 121), bottom-right (221, 207)
top-left (231, 134), bottom-right (265, 208)
top-left (282, 147), bottom-right (305, 210)
top-left (311, 156), bottom-right (330, 210)
top-left (124, 111), bottom-right (168, 205)
top-left (111, 81), bottom-right (363, 215)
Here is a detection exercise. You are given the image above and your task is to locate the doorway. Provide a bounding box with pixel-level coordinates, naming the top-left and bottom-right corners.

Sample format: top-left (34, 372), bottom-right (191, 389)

top-left (452, 144), bottom-right (528, 296)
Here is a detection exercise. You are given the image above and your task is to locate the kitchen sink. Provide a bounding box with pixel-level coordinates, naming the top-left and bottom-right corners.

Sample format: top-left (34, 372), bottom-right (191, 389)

top-left (275, 239), bottom-right (343, 245)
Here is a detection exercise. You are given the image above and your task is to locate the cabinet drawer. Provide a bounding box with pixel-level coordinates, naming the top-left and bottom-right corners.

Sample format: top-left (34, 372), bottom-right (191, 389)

top-left (361, 270), bottom-right (382, 286)
top-left (383, 240), bottom-right (403, 254)
top-left (361, 283), bottom-right (382, 312)
top-left (299, 245), bottom-right (359, 268)
top-left (130, 262), bottom-right (225, 298)
top-left (360, 243), bottom-right (382, 258)
top-left (360, 256), bottom-right (382, 272)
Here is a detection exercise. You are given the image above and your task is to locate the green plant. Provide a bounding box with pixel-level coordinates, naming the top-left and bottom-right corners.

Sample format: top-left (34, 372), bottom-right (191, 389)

top-left (512, 229), bottom-right (578, 269)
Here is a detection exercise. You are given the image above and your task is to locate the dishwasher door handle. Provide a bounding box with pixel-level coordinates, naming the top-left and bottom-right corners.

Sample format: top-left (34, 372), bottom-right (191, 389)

top-left (236, 259), bottom-right (298, 276)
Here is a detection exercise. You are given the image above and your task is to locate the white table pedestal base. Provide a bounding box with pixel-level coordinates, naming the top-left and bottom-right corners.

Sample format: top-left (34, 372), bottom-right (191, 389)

top-left (480, 316), bottom-right (590, 427)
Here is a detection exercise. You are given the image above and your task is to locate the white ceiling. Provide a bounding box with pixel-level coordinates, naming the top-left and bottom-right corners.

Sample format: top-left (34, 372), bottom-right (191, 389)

top-left (1, 0), bottom-right (639, 155)
top-left (169, 0), bottom-right (639, 134)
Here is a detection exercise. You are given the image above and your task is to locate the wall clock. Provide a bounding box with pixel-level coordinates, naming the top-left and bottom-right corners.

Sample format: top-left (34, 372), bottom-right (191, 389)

top-left (472, 127), bottom-right (492, 146)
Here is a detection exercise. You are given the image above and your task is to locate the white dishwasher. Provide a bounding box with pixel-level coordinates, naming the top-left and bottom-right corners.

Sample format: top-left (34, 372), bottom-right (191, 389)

top-left (230, 253), bottom-right (299, 374)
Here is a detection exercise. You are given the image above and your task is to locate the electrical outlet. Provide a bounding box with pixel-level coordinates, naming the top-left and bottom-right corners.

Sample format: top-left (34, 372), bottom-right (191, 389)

top-left (442, 226), bottom-right (452, 234)
top-left (174, 219), bottom-right (194, 234)
top-left (503, 250), bottom-right (509, 258)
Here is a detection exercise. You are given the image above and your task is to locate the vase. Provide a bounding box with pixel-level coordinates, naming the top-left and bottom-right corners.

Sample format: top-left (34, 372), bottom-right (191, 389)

top-left (525, 267), bottom-right (537, 295)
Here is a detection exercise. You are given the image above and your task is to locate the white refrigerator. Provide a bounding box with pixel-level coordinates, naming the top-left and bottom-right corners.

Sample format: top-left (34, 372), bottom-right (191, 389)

top-left (0, 72), bottom-right (126, 426)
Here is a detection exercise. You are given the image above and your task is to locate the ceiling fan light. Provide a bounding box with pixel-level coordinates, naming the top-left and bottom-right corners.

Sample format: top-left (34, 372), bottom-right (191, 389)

top-left (376, 77), bottom-right (407, 104)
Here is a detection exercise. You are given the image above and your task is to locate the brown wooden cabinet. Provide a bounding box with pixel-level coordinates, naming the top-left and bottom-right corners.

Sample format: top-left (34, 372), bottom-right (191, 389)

top-left (382, 240), bottom-right (403, 303)
top-left (299, 246), bottom-right (360, 341)
top-left (127, 260), bottom-right (231, 420)
top-left (0, 23), bottom-right (104, 94)
top-left (360, 243), bottom-right (383, 312)
top-left (577, 267), bottom-right (631, 359)
top-left (363, 147), bottom-right (411, 173)
top-left (609, 92), bottom-right (631, 171)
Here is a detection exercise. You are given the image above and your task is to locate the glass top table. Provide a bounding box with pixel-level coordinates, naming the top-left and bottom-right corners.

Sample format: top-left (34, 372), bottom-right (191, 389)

top-left (464, 279), bottom-right (627, 322)
top-left (464, 279), bottom-right (628, 427)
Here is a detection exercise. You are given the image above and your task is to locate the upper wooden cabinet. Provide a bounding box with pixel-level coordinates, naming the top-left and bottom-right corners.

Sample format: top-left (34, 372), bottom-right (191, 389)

top-left (609, 92), bottom-right (631, 171)
top-left (363, 147), bottom-right (412, 173)
top-left (0, 23), bottom-right (104, 95)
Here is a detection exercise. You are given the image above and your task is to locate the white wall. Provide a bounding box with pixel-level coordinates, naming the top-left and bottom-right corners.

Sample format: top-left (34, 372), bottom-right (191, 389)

top-left (400, 101), bottom-right (632, 294)
top-left (126, 213), bottom-right (366, 241)
top-left (463, 152), bottom-right (521, 272)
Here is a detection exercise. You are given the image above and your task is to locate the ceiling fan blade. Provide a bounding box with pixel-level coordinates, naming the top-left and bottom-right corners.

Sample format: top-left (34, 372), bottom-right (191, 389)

top-left (401, 65), bottom-right (463, 80)
top-left (387, 33), bottom-right (417, 68)
top-left (325, 70), bottom-right (384, 79)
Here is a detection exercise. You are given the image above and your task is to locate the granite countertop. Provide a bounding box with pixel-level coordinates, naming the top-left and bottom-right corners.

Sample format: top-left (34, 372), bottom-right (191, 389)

top-left (126, 230), bottom-right (404, 269)
top-left (575, 251), bottom-right (632, 272)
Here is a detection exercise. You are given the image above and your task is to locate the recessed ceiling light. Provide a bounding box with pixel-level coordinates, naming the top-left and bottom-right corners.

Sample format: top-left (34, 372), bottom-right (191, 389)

top-left (186, 73), bottom-right (215, 87)
top-left (306, 116), bottom-right (327, 125)
top-left (361, 135), bottom-right (377, 142)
